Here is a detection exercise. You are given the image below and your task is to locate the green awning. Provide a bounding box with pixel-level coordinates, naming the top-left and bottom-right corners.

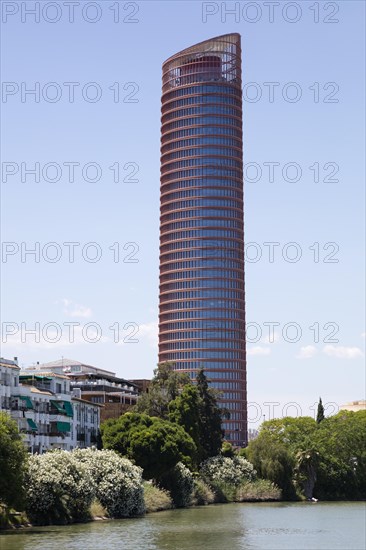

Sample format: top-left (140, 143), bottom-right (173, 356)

top-left (14, 395), bottom-right (34, 409)
top-left (19, 375), bottom-right (52, 381)
top-left (56, 421), bottom-right (71, 433)
top-left (51, 400), bottom-right (66, 414)
top-left (63, 401), bottom-right (74, 418)
top-left (27, 418), bottom-right (38, 431)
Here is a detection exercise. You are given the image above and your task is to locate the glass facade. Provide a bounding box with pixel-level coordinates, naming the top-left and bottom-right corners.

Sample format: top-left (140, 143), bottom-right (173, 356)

top-left (159, 34), bottom-right (247, 446)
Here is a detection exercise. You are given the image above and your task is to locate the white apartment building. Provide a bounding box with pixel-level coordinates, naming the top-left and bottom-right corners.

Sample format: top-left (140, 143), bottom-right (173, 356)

top-left (0, 357), bottom-right (20, 410)
top-left (0, 358), bottom-right (102, 453)
top-left (72, 396), bottom-right (101, 448)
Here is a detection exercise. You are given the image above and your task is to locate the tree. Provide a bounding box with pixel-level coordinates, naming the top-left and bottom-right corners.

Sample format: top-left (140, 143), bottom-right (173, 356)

top-left (246, 412), bottom-right (366, 500)
top-left (246, 432), bottom-right (296, 500)
top-left (259, 416), bottom-right (317, 454)
top-left (196, 369), bottom-right (226, 459)
top-left (101, 412), bottom-right (197, 480)
top-left (135, 362), bottom-right (190, 419)
top-left (96, 429), bottom-right (103, 450)
top-left (0, 412), bottom-right (27, 510)
top-left (168, 384), bottom-right (204, 461)
top-left (312, 410), bottom-right (366, 499)
top-left (316, 398), bottom-right (325, 424)
top-left (168, 369), bottom-right (225, 463)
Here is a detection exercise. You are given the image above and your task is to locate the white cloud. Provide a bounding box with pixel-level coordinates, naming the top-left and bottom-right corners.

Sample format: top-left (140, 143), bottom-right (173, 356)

top-left (68, 306), bottom-right (92, 319)
top-left (296, 345), bottom-right (317, 359)
top-left (62, 298), bottom-right (92, 319)
top-left (247, 346), bottom-right (271, 356)
top-left (261, 331), bottom-right (280, 345)
top-left (117, 321), bottom-right (158, 349)
top-left (323, 345), bottom-right (364, 359)
top-left (138, 321), bottom-right (159, 349)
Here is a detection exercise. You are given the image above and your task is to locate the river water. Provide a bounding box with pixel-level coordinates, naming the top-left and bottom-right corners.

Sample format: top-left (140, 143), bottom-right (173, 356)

top-left (0, 502), bottom-right (364, 550)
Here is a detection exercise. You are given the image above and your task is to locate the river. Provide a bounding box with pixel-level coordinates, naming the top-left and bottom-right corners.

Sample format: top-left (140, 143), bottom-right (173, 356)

top-left (0, 502), bottom-right (364, 550)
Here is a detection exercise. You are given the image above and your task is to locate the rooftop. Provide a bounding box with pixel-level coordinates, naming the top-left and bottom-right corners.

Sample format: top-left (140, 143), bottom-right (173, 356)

top-left (71, 396), bottom-right (104, 407)
top-left (68, 371), bottom-right (139, 390)
top-left (29, 387), bottom-right (54, 396)
top-left (340, 400), bottom-right (366, 410)
top-left (26, 358), bottom-right (116, 377)
top-left (20, 371), bottom-right (70, 380)
top-left (0, 357), bottom-right (20, 370)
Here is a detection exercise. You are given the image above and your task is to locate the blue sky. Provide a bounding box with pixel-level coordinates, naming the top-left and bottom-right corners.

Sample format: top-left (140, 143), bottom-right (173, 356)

top-left (1, 1), bottom-right (365, 427)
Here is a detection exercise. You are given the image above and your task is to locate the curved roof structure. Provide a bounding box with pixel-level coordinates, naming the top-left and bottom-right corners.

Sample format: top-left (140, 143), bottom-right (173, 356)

top-left (162, 34), bottom-right (242, 93)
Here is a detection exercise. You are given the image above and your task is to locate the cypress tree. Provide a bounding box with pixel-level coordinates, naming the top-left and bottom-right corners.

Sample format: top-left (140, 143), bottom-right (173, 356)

top-left (316, 397), bottom-right (325, 424)
top-left (196, 368), bottom-right (224, 459)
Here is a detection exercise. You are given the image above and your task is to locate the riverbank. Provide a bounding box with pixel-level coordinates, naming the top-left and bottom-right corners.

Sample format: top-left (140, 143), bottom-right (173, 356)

top-left (0, 509), bottom-right (31, 531)
top-left (0, 479), bottom-right (281, 531)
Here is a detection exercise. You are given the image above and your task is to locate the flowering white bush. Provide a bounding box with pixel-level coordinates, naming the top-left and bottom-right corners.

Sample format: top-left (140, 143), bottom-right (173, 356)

top-left (72, 448), bottom-right (145, 518)
top-left (26, 450), bottom-right (95, 525)
top-left (200, 456), bottom-right (256, 487)
top-left (25, 448), bottom-right (145, 524)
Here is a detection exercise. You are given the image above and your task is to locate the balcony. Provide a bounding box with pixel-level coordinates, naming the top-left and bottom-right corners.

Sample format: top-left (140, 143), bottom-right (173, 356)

top-left (49, 421), bottom-right (71, 436)
top-left (49, 436), bottom-right (70, 446)
top-left (11, 404), bottom-right (28, 412)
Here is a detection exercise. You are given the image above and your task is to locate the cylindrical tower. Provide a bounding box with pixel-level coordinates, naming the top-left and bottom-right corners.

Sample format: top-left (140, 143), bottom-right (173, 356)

top-left (159, 34), bottom-right (247, 446)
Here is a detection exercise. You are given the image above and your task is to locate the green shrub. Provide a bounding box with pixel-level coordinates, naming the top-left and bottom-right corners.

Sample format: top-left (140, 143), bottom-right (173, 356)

top-left (159, 462), bottom-right (194, 507)
top-left (143, 482), bottom-right (173, 512)
top-left (221, 441), bottom-right (235, 458)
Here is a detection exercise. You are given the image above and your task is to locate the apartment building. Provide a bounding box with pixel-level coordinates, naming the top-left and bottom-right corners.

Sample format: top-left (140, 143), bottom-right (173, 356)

top-left (0, 357), bottom-right (20, 410)
top-left (28, 358), bottom-right (140, 421)
top-left (0, 358), bottom-right (102, 453)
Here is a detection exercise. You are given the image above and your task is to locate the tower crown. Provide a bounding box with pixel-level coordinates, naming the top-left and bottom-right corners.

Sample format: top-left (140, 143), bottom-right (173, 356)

top-left (162, 34), bottom-right (242, 93)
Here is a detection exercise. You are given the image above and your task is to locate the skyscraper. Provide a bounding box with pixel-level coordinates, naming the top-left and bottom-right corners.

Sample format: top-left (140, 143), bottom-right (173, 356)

top-left (159, 34), bottom-right (247, 446)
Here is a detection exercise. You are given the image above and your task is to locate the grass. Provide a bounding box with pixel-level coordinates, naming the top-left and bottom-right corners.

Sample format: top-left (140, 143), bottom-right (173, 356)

top-left (143, 482), bottom-right (173, 513)
top-left (191, 479), bottom-right (215, 506)
top-left (0, 505), bottom-right (30, 530)
top-left (235, 479), bottom-right (282, 502)
top-left (89, 499), bottom-right (108, 519)
top-left (197, 478), bottom-right (282, 504)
